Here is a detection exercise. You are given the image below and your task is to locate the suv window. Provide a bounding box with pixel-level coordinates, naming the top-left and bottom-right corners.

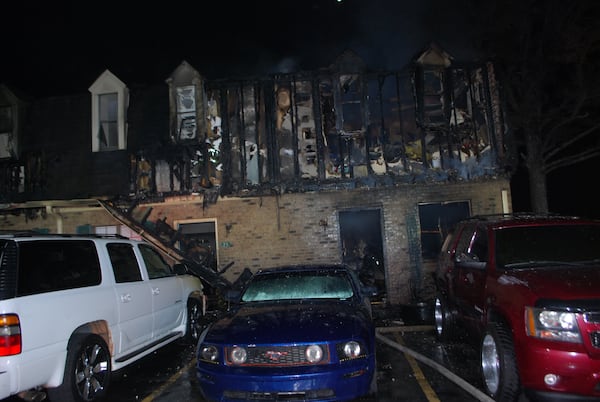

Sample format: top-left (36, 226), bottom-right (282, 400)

top-left (107, 243), bottom-right (142, 283)
top-left (17, 240), bottom-right (101, 296)
top-left (469, 227), bottom-right (488, 262)
top-left (139, 244), bottom-right (174, 279)
top-left (454, 224), bottom-right (487, 263)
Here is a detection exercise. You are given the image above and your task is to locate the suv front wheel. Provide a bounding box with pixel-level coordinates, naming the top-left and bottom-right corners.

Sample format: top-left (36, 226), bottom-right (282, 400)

top-left (481, 321), bottom-right (520, 402)
top-left (48, 334), bottom-right (111, 402)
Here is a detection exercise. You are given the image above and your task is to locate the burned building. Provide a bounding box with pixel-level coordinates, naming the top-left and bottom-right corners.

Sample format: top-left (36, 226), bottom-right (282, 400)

top-left (0, 43), bottom-right (512, 305)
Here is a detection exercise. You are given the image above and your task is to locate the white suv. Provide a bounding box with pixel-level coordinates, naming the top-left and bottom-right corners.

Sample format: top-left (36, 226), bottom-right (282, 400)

top-left (0, 233), bottom-right (205, 402)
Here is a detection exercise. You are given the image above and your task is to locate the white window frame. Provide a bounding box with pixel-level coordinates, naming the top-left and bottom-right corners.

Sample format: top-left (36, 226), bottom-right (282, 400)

top-left (89, 70), bottom-right (129, 152)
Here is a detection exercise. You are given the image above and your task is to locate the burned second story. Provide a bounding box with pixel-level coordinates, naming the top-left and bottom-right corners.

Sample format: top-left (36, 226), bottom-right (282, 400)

top-left (0, 43), bottom-right (511, 206)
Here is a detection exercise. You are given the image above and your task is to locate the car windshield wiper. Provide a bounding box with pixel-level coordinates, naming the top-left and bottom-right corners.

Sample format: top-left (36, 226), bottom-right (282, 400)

top-left (504, 260), bottom-right (592, 269)
top-left (576, 258), bottom-right (600, 265)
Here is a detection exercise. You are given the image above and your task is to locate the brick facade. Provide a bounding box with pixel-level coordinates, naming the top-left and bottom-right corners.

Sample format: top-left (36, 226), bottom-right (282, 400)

top-left (1, 178), bottom-right (511, 305)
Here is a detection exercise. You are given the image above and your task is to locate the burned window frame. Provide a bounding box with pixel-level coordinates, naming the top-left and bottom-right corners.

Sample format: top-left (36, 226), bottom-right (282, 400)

top-left (129, 59), bottom-right (504, 198)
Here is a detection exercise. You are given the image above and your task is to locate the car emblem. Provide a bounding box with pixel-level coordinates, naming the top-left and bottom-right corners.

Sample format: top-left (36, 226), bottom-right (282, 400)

top-left (264, 351), bottom-right (288, 361)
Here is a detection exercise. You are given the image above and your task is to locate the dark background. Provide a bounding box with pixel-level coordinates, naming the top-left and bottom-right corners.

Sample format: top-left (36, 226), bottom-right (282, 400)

top-left (3, 0), bottom-right (597, 219)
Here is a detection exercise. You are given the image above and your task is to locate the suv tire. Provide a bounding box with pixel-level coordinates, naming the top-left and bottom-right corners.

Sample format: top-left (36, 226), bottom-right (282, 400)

top-left (434, 295), bottom-right (455, 341)
top-left (481, 321), bottom-right (520, 402)
top-left (48, 334), bottom-right (111, 402)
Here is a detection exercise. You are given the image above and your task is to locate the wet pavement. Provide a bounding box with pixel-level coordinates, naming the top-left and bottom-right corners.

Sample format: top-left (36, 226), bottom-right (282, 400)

top-left (115, 303), bottom-right (487, 402)
top-left (2, 303), bottom-right (491, 402)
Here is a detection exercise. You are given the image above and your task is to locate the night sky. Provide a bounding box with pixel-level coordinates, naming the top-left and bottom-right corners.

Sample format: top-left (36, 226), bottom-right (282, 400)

top-left (3, 0), bottom-right (473, 96)
top-left (3, 0), bottom-right (597, 219)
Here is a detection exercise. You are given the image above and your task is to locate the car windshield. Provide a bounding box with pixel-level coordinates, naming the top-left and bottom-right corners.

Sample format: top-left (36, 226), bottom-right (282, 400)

top-left (495, 224), bottom-right (600, 269)
top-left (241, 270), bottom-right (355, 302)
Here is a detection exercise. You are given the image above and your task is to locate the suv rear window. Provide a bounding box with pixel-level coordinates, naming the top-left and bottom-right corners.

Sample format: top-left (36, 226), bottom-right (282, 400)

top-left (16, 240), bottom-right (102, 296)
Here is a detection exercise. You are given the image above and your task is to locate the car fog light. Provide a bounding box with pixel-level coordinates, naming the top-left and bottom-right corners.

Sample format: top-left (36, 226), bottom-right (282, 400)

top-left (343, 341), bottom-right (362, 358)
top-left (306, 345), bottom-right (323, 363)
top-left (544, 374), bottom-right (558, 386)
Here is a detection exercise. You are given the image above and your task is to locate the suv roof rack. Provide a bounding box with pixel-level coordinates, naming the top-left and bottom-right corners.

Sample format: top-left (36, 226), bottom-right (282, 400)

top-left (0, 232), bottom-right (130, 239)
top-left (464, 212), bottom-right (583, 222)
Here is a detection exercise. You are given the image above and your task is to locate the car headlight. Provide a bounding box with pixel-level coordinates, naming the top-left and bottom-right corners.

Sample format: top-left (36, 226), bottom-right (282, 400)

top-left (306, 345), bottom-right (324, 363)
top-left (230, 346), bottom-right (247, 364)
top-left (199, 344), bottom-right (219, 362)
top-left (525, 307), bottom-right (582, 343)
top-left (343, 341), bottom-right (362, 358)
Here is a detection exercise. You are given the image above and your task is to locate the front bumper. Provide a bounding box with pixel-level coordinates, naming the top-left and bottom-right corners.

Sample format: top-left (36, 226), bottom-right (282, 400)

top-left (196, 356), bottom-right (375, 402)
top-left (519, 343), bottom-right (600, 400)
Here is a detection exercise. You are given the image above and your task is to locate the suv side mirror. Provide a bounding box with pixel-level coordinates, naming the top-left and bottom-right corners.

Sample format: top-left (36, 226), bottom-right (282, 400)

top-left (455, 253), bottom-right (486, 269)
top-left (173, 263), bottom-right (188, 275)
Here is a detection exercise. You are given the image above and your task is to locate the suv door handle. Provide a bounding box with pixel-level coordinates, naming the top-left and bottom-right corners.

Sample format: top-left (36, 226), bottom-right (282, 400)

top-left (120, 293), bottom-right (132, 302)
top-left (152, 287), bottom-right (160, 295)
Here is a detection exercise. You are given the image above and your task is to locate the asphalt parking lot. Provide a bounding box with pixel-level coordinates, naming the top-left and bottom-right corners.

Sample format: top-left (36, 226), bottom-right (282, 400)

top-left (2, 304), bottom-right (490, 402)
top-left (110, 304), bottom-right (489, 402)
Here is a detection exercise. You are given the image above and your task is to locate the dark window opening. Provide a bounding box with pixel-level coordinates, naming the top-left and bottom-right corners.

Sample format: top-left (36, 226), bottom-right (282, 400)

top-left (418, 201), bottom-right (470, 259)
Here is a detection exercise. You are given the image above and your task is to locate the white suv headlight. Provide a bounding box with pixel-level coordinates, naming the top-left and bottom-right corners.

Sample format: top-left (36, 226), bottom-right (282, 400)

top-left (525, 307), bottom-right (582, 343)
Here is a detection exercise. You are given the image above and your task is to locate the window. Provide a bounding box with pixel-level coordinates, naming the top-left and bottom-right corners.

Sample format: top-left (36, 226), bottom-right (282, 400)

top-left (468, 227), bottom-right (488, 262)
top-left (89, 70), bottom-right (128, 152)
top-left (0, 105), bottom-right (14, 159)
top-left (418, 201), bottom-right (470, 259)
top-left (140, 244), bottom-right (174, 279)
top-left (241, 271), bottom-right (354, 302)
top-left (176, 85), bottom-right (197, 140)
top-left (17, 240), bottom-right (101, 296)
top-left (108, 243), bottom-right (142, 283)
top-left (98, 93), bottom-right (118, 150)
top-left (176, 220), bottom-right (217, 271)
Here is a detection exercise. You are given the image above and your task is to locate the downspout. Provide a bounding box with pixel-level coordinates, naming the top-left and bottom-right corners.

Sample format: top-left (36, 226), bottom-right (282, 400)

top-left (46, 205), bottom-right (64, 234)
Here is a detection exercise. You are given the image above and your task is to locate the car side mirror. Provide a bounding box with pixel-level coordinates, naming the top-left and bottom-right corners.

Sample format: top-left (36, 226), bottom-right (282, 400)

top-left (455, 253), bottom-right (487, 269)
top-left (361, 285), bottom-right (378, 298)
top-left (173, 262), bottom-right (188, 275)
top-left (225, 289), bottom-right (242, 303)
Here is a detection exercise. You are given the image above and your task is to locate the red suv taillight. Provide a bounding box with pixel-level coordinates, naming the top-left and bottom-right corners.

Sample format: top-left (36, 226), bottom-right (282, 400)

top-left (0, 314), bottom-right (22, 356)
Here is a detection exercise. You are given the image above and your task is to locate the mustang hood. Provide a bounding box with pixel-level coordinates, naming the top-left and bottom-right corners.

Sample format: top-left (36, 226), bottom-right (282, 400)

top-left (206, 301), bottom-right (372, 345)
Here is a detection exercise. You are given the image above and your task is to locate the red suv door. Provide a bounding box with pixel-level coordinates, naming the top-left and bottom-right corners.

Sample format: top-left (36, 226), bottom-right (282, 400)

top-left (453, 224), bottom-right (488, 334)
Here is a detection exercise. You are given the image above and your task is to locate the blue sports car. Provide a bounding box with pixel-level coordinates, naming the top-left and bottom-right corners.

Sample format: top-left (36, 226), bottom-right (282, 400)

top-left (196, 264), bottom-right (377, 401)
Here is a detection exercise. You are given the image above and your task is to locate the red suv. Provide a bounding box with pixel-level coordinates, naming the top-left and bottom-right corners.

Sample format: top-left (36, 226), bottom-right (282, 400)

top-left (434, 214), bottom-right (600, 402)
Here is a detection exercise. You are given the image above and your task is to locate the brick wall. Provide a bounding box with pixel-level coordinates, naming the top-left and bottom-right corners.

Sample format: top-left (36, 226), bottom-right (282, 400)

top-left (0, 178), bottom-right (511, 305)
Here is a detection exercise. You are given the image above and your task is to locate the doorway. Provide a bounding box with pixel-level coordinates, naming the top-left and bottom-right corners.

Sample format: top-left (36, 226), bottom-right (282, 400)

top-left (339, 209), bottom-right (385, 296)
top-left (175, 220), bottom-right (217, 272)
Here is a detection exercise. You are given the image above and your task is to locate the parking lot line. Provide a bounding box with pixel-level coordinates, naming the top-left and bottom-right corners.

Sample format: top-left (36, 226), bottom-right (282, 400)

top-left (142, 358), bottom-right (197, 402)
top-left (392, 333), bottom-right (441, 402)
top-left (376, 329), bottom-right (494, 402)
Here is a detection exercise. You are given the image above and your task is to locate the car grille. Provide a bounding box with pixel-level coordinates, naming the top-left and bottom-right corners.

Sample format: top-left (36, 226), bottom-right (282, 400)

top-left (590, 332), bottom-right (600, 348)
top-left (585, 312), bottom-right (600, 324)
top-left (225, 344), bottom-right (330, 366)
top-left (584, 313), bottom-right (600, 348)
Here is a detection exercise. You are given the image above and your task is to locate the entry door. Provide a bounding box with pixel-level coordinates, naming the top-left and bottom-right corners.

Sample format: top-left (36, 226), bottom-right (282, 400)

top-left (177, 221), bottom-right (217, 271)
top-left (339, 209), bottom-right (385, 294)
